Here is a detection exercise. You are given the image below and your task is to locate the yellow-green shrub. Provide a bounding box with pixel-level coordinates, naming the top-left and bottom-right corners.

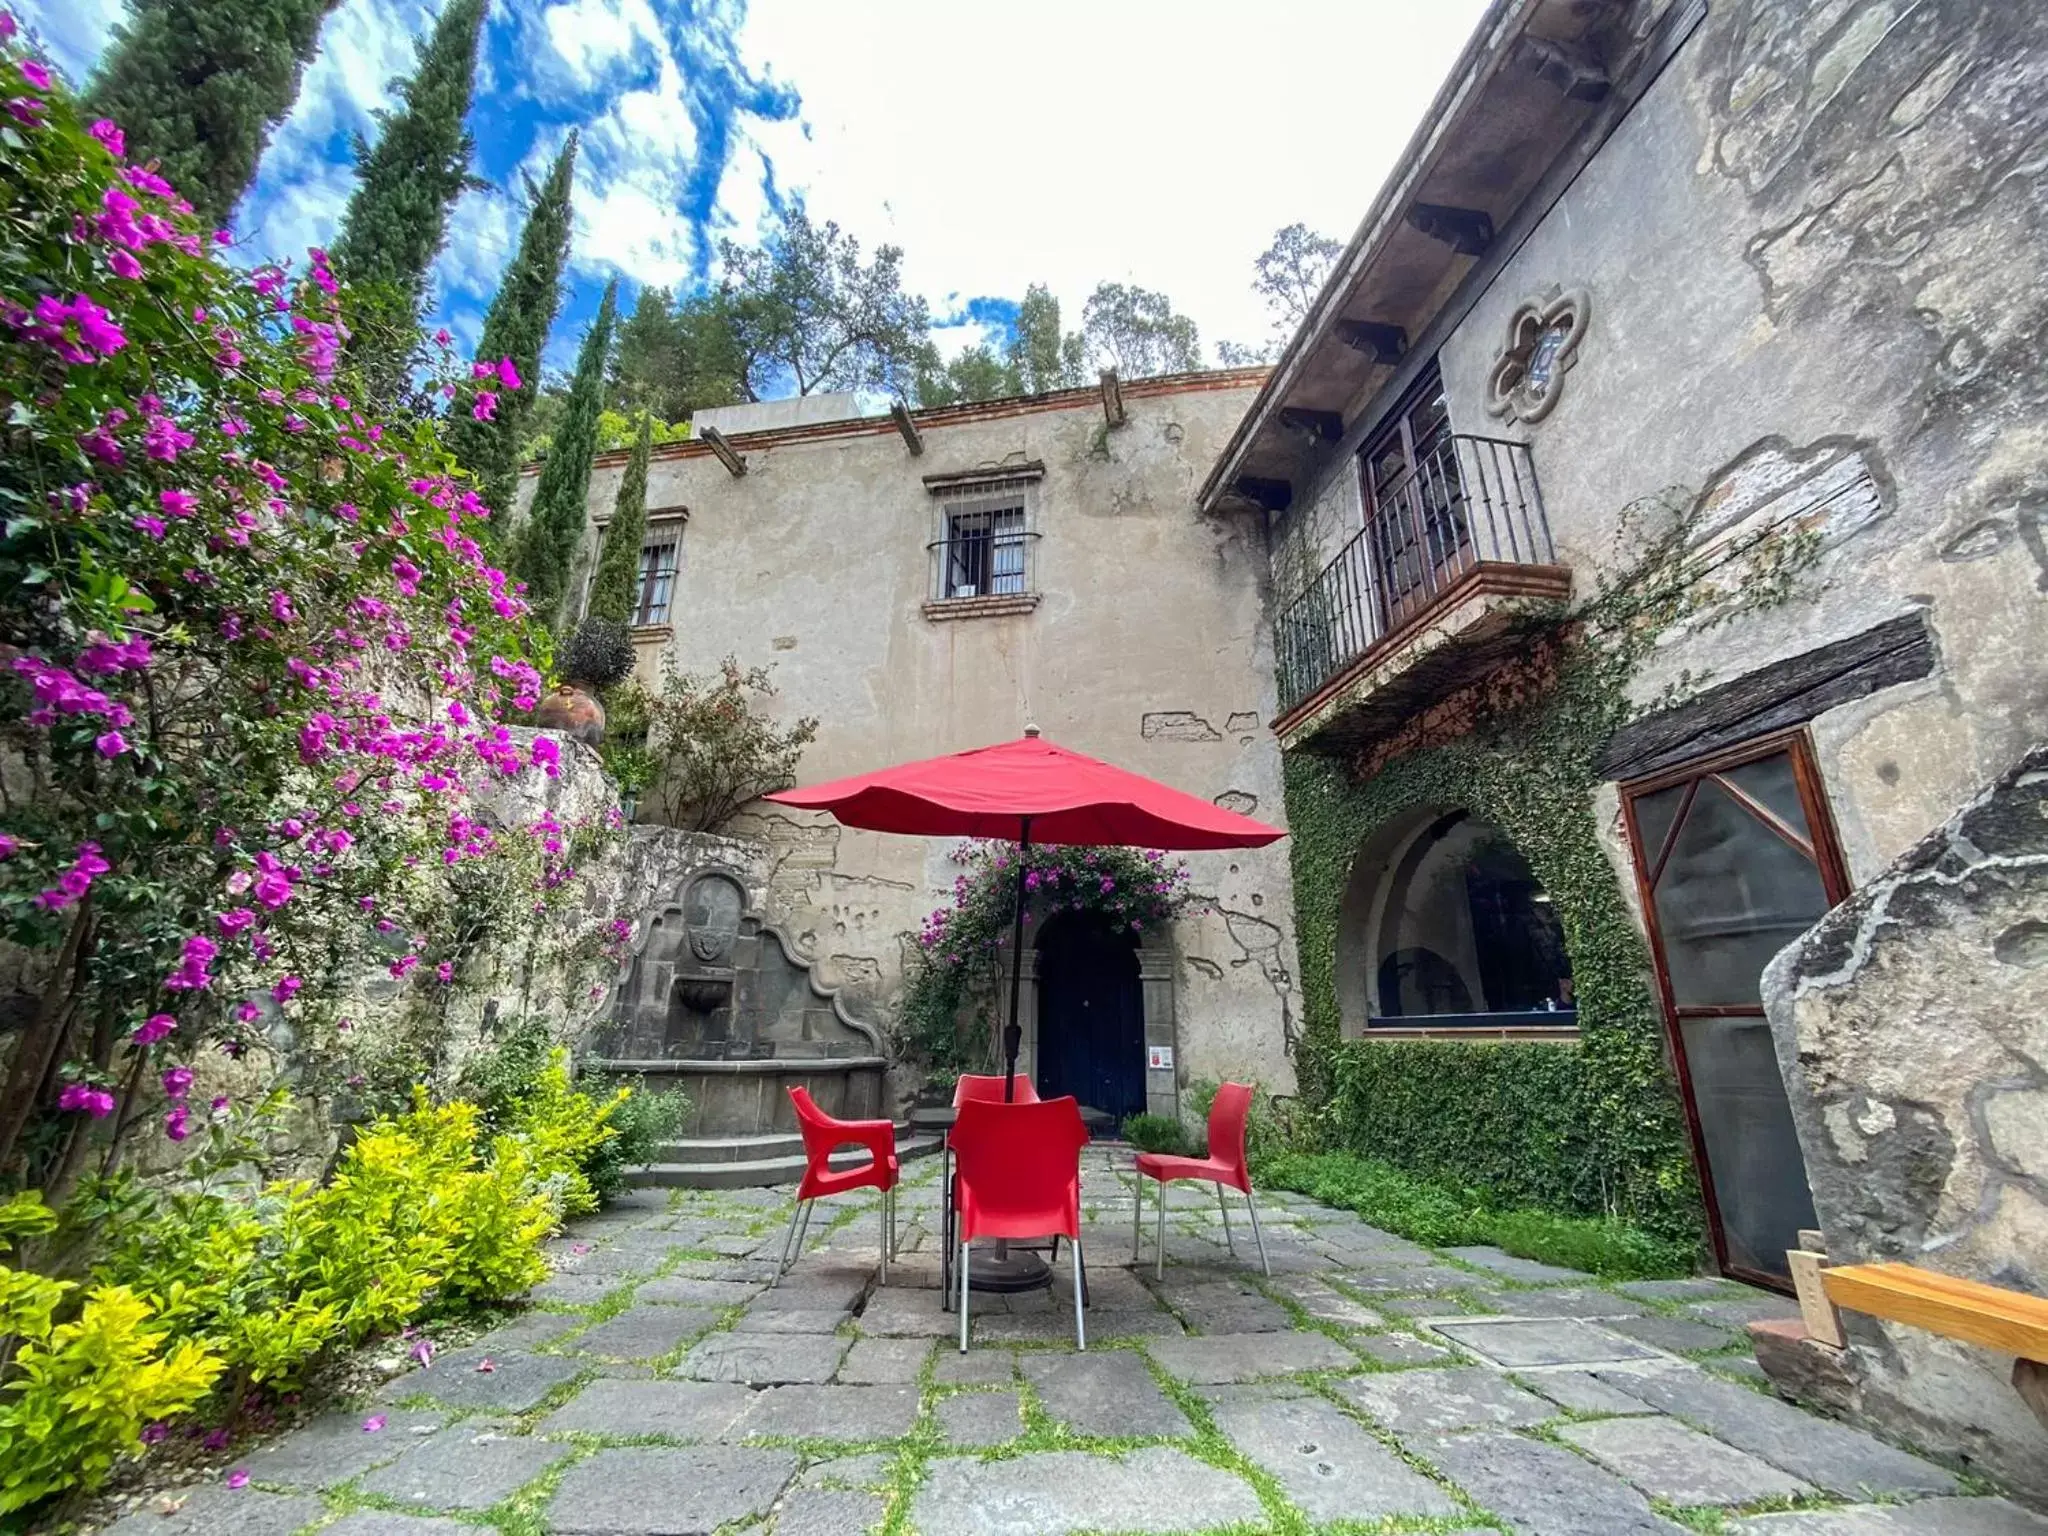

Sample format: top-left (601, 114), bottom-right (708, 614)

top-left (503, 1050), bottom-right (627, 1218)
top-left (0, 1194), bottom-right (223, 1514)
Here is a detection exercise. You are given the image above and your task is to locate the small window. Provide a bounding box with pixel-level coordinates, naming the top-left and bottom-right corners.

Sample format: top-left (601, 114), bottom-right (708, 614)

top-left (928, 482), bottom-right (1038, 603)
top-left (633, 529), bottom-right (680, 626)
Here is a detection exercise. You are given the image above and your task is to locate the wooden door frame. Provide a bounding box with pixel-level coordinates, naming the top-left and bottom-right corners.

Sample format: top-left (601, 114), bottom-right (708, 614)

top-left (1357, 361), bottom-right (1468, 634)
top-left (1619, 727), bottom-right (1851, 1290)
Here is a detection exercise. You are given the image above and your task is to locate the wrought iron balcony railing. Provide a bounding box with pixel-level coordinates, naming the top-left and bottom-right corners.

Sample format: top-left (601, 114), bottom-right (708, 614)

top-left (1275, 434), bottom-right (1557, 717)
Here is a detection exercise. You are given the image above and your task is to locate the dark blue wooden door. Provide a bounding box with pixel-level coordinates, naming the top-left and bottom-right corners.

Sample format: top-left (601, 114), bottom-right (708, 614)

top-left (1036, 915), bottom-right (1145, 1121)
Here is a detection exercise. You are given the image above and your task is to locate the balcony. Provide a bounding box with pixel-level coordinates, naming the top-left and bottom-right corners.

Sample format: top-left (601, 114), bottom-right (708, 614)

top-left (1273, 435), bottom-right (1571, 752)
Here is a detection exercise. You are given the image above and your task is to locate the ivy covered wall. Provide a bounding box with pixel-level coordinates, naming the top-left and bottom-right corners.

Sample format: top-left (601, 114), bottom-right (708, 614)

top-left (1281, 653), bottom-right (1706, 1244)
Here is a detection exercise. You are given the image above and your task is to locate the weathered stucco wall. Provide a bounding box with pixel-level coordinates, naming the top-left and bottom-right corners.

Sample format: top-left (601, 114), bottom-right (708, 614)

top-left (1424, 0), bottom-right (2048, 882)
top-left (1761, 745), bottom-right (2048, 1503)
top-left (528, 376), bottom-right (1301, 1103)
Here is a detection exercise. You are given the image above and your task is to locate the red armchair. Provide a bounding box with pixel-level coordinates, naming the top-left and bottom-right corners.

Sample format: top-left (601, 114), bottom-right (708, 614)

top-left (1132, 1081), bottom-right (1269, 1278)
top-left (951, 1095), bottom-right (1089, 1352)
top-left (779, 1085), bottom-right (900, 1284)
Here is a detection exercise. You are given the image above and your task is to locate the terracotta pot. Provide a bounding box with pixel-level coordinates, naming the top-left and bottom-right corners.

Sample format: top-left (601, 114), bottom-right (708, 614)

top-left (534, 682), bottom-right (605, 746)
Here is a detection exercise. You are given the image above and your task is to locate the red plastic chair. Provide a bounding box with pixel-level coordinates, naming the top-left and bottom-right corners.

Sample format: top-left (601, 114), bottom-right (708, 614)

top-left (779, 1085), bottom-right (901, 1285)
top-left (951, 1095), bottom-right (1089, 1352)
top-left (1132, 1082), bottom-right (1269, 1279)
top-left (939, 1074), bottom-right (1038, 1303)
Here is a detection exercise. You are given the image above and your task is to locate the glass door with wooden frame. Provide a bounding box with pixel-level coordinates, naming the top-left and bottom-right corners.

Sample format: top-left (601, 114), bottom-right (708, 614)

top-left (1621, 732), bottom-right (1847, 1288)
top-left (1358, 362), bottom-right (1470, 636)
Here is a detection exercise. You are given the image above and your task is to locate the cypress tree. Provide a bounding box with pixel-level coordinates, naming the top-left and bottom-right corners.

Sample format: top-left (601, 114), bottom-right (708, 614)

top-left (446, 131), bottom-right (578, 522)
top-left (330, 0), bottom-right (487, 397)
top-left (516, 278), bottom-right (618, 629)
top-left (587, 412), bottom-right (651, 626)
top-left (86, 0), bottom-right (340, 229)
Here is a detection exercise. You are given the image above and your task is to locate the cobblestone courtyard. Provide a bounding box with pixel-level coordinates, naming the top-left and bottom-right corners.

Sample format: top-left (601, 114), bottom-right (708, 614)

top-left (118, 1151), bottom-right (2046, 1536)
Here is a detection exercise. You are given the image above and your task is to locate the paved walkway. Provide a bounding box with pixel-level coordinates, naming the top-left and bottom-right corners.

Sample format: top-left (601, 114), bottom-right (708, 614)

top-left (121, 1150), bottom-right (2046, 1536)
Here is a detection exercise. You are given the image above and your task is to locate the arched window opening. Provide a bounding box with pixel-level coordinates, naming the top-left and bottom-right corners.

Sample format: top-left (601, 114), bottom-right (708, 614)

top-left (1347, 810), bottom-right (1574, 1029)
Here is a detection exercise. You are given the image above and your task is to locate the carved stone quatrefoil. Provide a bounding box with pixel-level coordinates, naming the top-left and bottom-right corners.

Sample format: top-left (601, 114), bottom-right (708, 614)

top-left (1484, 288), bottom-right (1589, 425)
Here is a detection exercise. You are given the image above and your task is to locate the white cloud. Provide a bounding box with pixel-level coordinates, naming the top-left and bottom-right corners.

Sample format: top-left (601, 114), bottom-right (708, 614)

top-left (541, 0), bottom-right (663, 89)
top-left (737, 0), bottom-right (1491, 361)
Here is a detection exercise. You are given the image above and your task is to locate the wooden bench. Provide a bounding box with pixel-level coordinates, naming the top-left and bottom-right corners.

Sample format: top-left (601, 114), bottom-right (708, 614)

top-left (1786, 1237), bottom-right (2048, 1428)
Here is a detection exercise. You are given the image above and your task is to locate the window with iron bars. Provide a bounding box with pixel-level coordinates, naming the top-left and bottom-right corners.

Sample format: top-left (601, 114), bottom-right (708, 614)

top-left (930, 487), bottom-right (1035, 601)
top-left (632, 528), bottom-right (681, 626)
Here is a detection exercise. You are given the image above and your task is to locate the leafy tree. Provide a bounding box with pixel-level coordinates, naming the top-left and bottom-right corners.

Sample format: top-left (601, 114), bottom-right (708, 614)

top-left (515, 277), bottom-right (618, 629)
top-left (1254, 221), bottom-right (1343, 326)
top-left (609, 286), bottom-right (747, 422)
top-left (719, 203), bottom-right (929, 399)
top-left (1080, 281), bottom-right (1202, 378)
top-left (329, 0), bottom-right (487, 399)
top-left (444, 131), bottom-right (578, 521)
top-left (1007, 283), bottom-right (1084, 394)
top-left (646, 659), bottom-right (817, 833)
top-left (587, 413), bottom-right (651, 626)
top-left (913, 342), bottom-right (1019, 407)
top-left (84, 0), bottom-right (340, 229)
top-left (1216, 339), bottom-right (1276, 367)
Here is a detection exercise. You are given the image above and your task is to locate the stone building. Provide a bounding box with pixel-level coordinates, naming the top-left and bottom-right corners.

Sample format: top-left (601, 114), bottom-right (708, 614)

top-left (528, 369), bottom-right (1300, 1132)
top-left (1192, 0), bottom-right (2047, 1491)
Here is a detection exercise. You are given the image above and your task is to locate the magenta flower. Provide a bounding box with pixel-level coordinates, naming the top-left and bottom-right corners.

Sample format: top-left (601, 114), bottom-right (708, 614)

top-left (271, 975), bottom-right (302, 1003)
top-left (495, 358), bottom-right (522, 391)
top-left (164, 1104), bottom-right (192, 1141)
top-left (0, 834), bottom-right (15, 860)
top-left (108, 247), bottom-right (143, 280)
top-left (133, 1013), bottom-right (176, 1045)
top-left (140, 1422), bottom-right (169, 1446)
top-left (217, 907), bottom-right (257, 936)
top-left (18, 57), bottom-right (50, 90)
top-left (225, 1470), bottom-right (249, 1490)
top-left (89, 118), bottom-right (125, 157)
top-left (132, 515), bottom-right (166, 539)
top-left (58, 1082), bottom-right (115, 1117)
top-left (411, 1338), bottom-right (435, 1367)
top-left (211, 1094), bottom-right (230, 1112)
top-left (161, 1066), bottom-right (194, 1100)
top-left (362, 1415), bottom-right (386, 1433)
top-left (95, 730), bottom-right (128, 757)
top-left (160, 487), bottom-right (197, 517)
top-left (471, 389), bottom-right (497, 421)
top-left (202, 1428), bottom-right (230, 1452)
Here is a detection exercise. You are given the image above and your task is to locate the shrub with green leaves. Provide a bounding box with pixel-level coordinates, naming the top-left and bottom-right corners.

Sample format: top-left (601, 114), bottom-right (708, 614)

top-left (0, 1193), bottom-right (223, 1514)
top-left (1119, 1113), bottom-right (1193, 1156)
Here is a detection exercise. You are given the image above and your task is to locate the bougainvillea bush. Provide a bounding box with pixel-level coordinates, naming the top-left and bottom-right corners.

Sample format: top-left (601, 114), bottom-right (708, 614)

top-left (0, 19), bottom-right (562, 1190)
top-left (900, 841), bottom-right (1199, 1070)
top-left (0, 23), bottom-right (639, 1512)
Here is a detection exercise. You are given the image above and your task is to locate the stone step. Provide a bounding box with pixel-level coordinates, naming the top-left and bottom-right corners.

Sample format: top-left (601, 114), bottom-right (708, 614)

top-left (633, 1130), bottom-right (942, 1190)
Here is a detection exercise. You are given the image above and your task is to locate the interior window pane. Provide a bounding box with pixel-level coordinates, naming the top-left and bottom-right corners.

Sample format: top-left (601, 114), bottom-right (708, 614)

top-left (1652, 778), bottom-right (1830, 1007)
top-left (1371, 812), bottom-right (1573, 1021)
top-left (1721, 754), bottom-right (1811, 843)
top-left (1678, 1015), bottom-right (1817, 1279)
top-left (1632, 782), bottom-right (1686, 870)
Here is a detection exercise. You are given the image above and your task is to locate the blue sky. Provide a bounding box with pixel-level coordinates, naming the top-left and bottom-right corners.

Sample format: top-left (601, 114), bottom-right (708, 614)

top-left (19, 0), bottom-right (1490, 380)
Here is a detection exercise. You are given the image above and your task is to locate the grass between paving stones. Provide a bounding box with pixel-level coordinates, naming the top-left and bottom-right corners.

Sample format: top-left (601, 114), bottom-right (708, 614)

top-left (1137, 1343), bottom-right (1502, 1536)
top-left (1263, 1151), bottom-right (1694, 1279)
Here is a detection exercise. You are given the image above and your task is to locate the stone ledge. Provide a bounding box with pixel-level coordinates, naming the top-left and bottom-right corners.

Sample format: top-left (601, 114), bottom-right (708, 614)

top-left (922, 592), bottom-right (1042, 622)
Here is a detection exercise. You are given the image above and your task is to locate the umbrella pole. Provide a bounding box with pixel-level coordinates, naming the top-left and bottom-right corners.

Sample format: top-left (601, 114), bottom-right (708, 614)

top-left (1002, 818), bottom-right (1031, 1103)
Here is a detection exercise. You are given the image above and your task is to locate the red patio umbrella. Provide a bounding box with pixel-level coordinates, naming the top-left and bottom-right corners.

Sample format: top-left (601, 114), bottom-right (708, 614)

top-left (766, 728), bottom-right (1285, 1100)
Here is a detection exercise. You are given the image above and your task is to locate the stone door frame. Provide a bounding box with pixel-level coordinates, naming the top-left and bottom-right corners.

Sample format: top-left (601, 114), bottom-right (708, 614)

top-left (995, 912), bottom-right (1179, 1121)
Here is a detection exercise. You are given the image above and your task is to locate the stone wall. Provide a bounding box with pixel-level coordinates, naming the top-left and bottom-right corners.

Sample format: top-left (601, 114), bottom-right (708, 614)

top-left (522, 374), bottom-right (1303, 1107)
top-left (1762, 744), bottom-right (2048, 1502)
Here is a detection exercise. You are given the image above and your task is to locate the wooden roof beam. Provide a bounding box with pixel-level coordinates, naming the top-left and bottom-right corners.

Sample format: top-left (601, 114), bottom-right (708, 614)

top-left (699, 424), bottom-right (747, 478)
top-left (1279, 407), bottom-right (1344, 443)
top-left (1099, 368), bottom-right (1127, 428)
top-left (1335, 320), bottom-right (1407, 364)
top-left (1406, 202), bottom-right (1494, 256)
top-left (889, 400), bottom-right (924, 456)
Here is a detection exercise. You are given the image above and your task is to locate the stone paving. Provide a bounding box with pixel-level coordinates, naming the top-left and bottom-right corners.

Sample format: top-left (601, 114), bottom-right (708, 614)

top-left (122, 1149), bottom-right (2048, 1536)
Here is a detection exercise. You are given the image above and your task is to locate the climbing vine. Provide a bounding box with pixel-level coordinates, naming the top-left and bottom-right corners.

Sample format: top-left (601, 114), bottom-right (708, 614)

top-left (1281, 487), bottom-right (1824, 1244)
top-left (899, 842), bottom-right (1196, 1073)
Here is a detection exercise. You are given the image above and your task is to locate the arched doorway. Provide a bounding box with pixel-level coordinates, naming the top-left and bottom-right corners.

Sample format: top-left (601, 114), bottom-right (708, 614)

top-left (1035, 911), bottom-right (1145, 1121)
